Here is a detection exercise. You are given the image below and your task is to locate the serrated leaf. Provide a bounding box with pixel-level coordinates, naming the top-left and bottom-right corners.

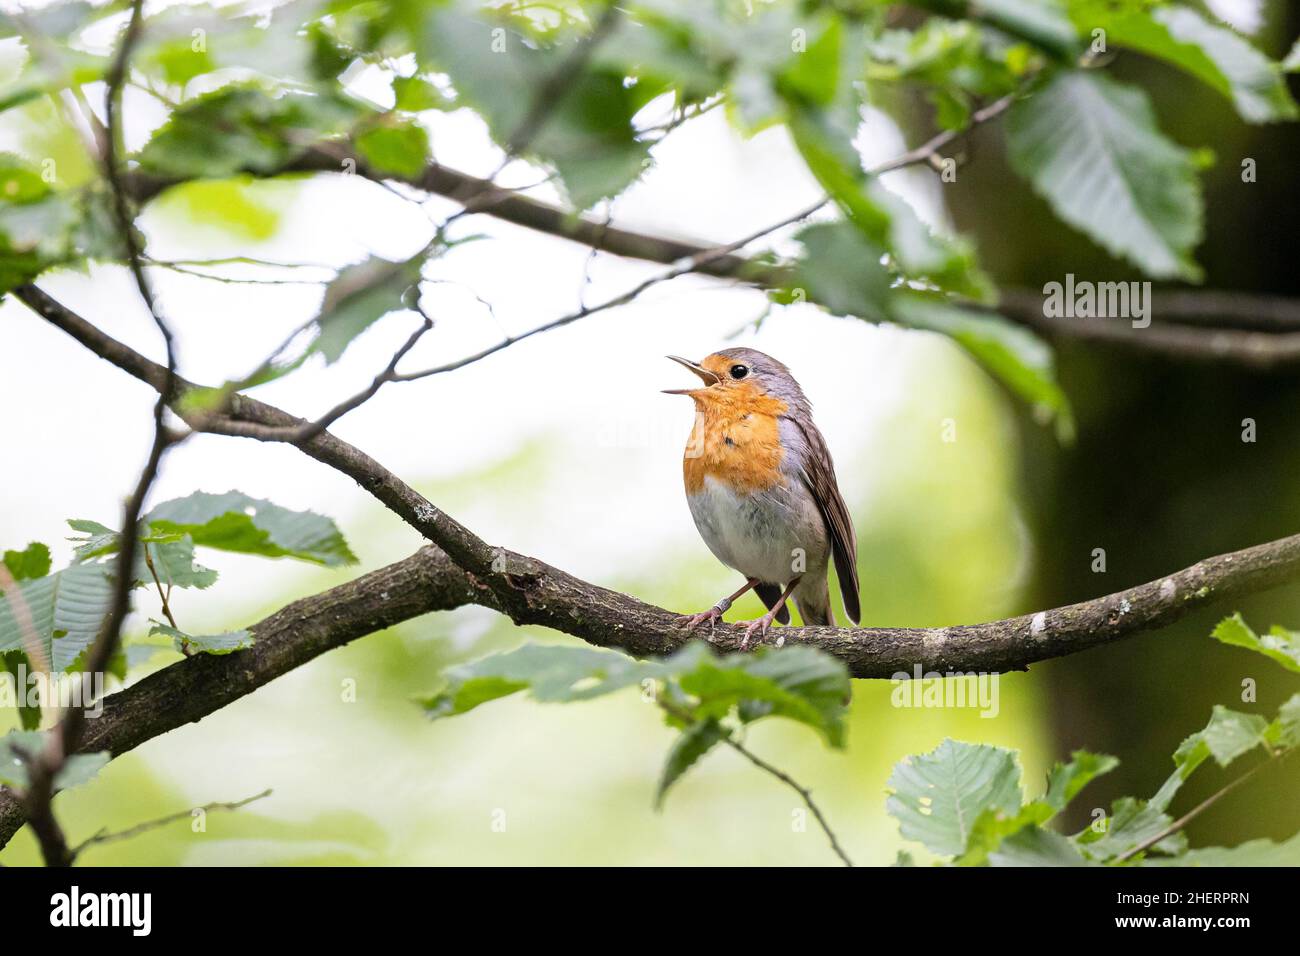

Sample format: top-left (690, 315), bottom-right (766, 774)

top-left (1174, 705), bottom-right (1271, 772)
top-left (1077, 795), bottom-right (1187, 860)
top-left (1070, 4), bottom-right (1297, 123)
top-left (415, 7), bottom-right (650, 209)
top-left (1145, 703), bottom-right (1272, 813)
top-left (422, 640), bottom-right (849, 746)
top-left (787, 105), bottom-right (991, 300)
top-left (0, 563), bottom-right (114, 672)
top-left (1270, 693), bottom-right (1300, 750)
top-left (421, 643), bottom-right (657, 718)
top-left (150, 622), bottom-right (253, 656)
top-left (138, 85), bottom-right (366, 180)
top-left (1043, 749), bottom-right (1119, 811)
top-left (309, 254), bottom-right (423, 364)
top-left (886, 739), bottom-right (1023, 857)
top-left (785, 221), bottom-right (892, 323)
top-left (975, 0), bottom-right (1080, 59)
top-left (654, 717), bottom-right (725, 810)
top-left (1211, 612), bottom-right (1300, 673)
top-left (68, 521), bottom-right (218, 589)
top-left (146, 491), bottom-right (357, 567)
top-left (0, 729), bottom-right (109, 790)
top-left (957, 749), bottom-right (1115, 865)
top-left (678, 643), bottom-right (850, 747)
top-left (3, 542), bottom-right (50, 581)
top-left (1007, 71), bottom-right (1204, 280)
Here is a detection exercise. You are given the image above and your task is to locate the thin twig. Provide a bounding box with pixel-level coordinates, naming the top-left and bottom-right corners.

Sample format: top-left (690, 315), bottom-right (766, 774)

top-left (657, 699), bottom-right (851, 866)
top-left (721, 735), bottom-right (853, 867)
top-left (70, 788), bottom-right (272, 861)
top-left (1115, 751), bottom-right (1291, 863)
top-left (290, 305), bottom-right (436, 442)
top-left (392, 197), bottom-right (829, 382)
top-left (22, 0), bottom-right (178, 869)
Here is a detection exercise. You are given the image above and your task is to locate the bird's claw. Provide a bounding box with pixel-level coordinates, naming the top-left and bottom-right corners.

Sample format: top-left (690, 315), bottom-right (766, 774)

top-left (682, 606), bottom-right (724, 632)
top-left (738, 616), bottom-right (772, 651)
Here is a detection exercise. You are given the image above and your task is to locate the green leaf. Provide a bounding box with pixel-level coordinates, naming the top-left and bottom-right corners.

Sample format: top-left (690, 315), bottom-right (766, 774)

top-left (0, 730), bottom-right (109, 791)
top-left (1173, 705), bottom-right (1271, 774)
top-left (886, 739), bottom-right (1023, 857)
top-left (1077, 795), bottom-right (1187, 860)
top-left (422, 640), bottom-right (850, 746)
top-left (787, 105), bottom-right (992, 300)
top-left (1285, 38), bottom-right (1300, 73)
top-left (309, 254), bottom-right (424, 365)
top-left (67, 519), bottom-right (119, 561)
top-left (1270, 693), bottom-right (1300, 750)
top-left (138, 85), bottom-right (366, 180)
top-left (414, 7), bottom-right (650, 209)
top-left (149, 622), bottom-right (254, 656)
top-left (1043, 749), bottom-right (1119, 811)
top-left (392, 75), bottom-right (451, 112)
top-left (956, 749), bottom-right (1115, 865)
top-left (421, 643), bottom-right (655, 718)
top-left (146, 491), bottom-right (357, 567)
top-left (67, 521), bottom-right (219, 590)
top-left (779, 18), bottom-right (842, 106)
top-left (3, 542), bottom-right (50, 581)
top-left (970, 0), bottom-right (1080, 59)
top-left (356, 121), bottom-right (431, 178)
top-left (1141, 830), bottom-right (1300, 867)
top-left (1006, 71), bottom-right (1204, 280)
top-left (785, 221), bottom-right (892, 323)
top-left (989, 825), bottom-right (1091, 866)
top-left (0, 563), bottom-right (114, 672)
top-left (1, 652), bottom-right (41, 729)
top-left (1211, 612), bottom-right (1300, 673)
top-left (654, 717), bottom-right (725, 810)
top-left (1069, 4), bottom-right (1297, 124)
top-left (677, 643), bottom-right (851, 747)
top-left (892, 295), bottom-right (1074, 440)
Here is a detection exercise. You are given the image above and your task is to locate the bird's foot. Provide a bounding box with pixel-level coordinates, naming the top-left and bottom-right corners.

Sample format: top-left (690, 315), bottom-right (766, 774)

top-left (738, 613), bottom-right (778, 651)
top-left (682, 603), bottom-right (727, 632)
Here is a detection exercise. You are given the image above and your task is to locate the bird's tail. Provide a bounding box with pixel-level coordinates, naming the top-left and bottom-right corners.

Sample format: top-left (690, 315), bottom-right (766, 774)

top-left (794, 579), bottom-right (835, 627)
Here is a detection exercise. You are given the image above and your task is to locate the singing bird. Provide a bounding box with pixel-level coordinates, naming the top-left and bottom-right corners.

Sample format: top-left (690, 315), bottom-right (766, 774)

top-left (665, 348), bottom-right (860, 647)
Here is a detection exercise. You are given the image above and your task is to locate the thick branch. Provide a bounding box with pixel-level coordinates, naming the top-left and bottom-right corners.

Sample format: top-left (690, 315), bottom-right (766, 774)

top-left (3, 528), bottom-right (1300, 850)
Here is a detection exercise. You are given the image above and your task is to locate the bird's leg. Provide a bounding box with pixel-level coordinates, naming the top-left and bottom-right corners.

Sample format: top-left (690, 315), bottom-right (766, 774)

top-left (739, 578), bottom-right (801, 650)
top-left (683, 578), bottom-right (759, 632)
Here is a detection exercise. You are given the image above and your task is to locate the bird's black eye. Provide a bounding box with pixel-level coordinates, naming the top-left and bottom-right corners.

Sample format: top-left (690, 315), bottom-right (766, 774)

top-left (729, 364), bottom-right (749, 380)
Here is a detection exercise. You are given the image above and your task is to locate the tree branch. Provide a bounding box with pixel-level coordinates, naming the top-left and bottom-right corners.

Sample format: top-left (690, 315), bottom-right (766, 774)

top-left (3, 522), bottom-right (1300, 851)
top-left (7, 285), bottom-right (1300, 853)
top-left (119, 144), bottom-right (1300, 366)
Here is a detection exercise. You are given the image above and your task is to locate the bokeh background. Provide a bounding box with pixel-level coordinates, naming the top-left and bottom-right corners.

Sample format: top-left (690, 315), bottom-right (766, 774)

top-left (1, 0), bottom-right (1298, 865)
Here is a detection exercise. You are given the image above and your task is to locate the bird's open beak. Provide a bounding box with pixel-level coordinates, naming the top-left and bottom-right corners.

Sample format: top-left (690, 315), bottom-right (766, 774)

top-left (662, 355), bottom-right (721, 394)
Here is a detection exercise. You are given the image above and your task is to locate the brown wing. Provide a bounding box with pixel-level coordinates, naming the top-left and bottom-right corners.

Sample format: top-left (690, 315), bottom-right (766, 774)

top-left (794, 420), bottom-right (860, 624)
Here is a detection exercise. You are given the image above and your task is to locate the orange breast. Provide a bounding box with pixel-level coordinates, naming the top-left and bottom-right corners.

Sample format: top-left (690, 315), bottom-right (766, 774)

top-left (682, 387), bottom-right (787, 496)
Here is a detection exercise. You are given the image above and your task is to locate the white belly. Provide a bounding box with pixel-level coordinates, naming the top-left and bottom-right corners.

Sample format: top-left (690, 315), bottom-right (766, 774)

top-left (687, 475), bottom-right (828, 585)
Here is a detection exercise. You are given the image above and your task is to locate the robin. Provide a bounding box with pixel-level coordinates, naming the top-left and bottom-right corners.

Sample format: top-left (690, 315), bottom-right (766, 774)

top-left (664, 348), bottom-right (860, 648)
